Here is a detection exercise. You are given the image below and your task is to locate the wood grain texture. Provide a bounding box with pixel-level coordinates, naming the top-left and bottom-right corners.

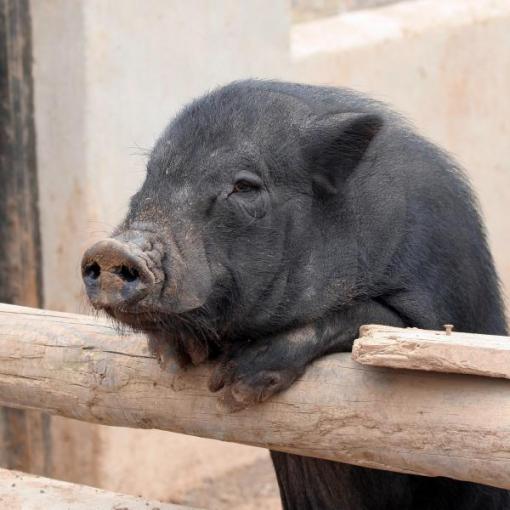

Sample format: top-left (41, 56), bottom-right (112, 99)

top-left (0, 0), bottom-right (42, 306)
top-left (1, 304), bottom-right (510, 489)
top-left (0, 468), bottom-right (193, 509)
top-left (353, 324), bottom-right (510, 379)
top-left (0, 0), bottom-right (50, 476)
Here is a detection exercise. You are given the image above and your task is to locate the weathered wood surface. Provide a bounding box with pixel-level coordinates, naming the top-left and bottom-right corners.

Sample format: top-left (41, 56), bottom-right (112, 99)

top-left (1, 304), bottom-right (510, 490)
top-left (0, 468), bottom-right (193, 509)
top-left (353, 324), bottom-right (510, 379)
top-left (0, 0), bottom-right (50, 475)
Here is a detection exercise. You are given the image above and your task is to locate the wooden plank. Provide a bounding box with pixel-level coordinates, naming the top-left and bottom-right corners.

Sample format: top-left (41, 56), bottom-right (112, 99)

top-left (0, 468), bottom-right (194, 509)
top-left (1, 304), bottom-right (510, 490)
top-left (353, 324), bottom-right (510, 379)
top-left (0, 0), bottom-right (50, 476)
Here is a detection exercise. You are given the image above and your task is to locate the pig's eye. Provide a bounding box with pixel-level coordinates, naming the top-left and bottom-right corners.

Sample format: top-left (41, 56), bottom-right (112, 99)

top-left (232, 180), bottom-right (259, 194)
top-left (230, 171), bottom-right (263, 196)
top-left (227, 172), bottom-right (267, 218)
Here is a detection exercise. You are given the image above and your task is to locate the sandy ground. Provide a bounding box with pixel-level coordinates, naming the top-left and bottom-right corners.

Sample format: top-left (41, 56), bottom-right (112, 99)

top-left (93, 427), bottom-right (282, 509)
top-left (175, 453), bottom-right (281, 510)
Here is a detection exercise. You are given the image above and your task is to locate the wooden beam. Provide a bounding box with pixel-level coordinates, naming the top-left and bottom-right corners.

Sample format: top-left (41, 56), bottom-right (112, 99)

top-left (0, 468), bottom-right (194, 509)
top-left (0, 0), bottom-right (50, 475)
top-left (1, 304), bottom-right (510, 490)
top-left (353, 324), bottom-right (510, 379)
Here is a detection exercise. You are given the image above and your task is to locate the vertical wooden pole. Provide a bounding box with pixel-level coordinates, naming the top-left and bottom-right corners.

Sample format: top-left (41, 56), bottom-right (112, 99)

top-left (0, 0), bottom-right (51, 475)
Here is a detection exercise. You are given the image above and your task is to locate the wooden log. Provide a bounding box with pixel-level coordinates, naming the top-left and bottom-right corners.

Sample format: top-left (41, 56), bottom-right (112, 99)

top-left (353, 324), bottom-right (510, 379)
top-left (1, 304), bottom-right (510, 490)
top-left (0, 468), bottom-right (193, 509)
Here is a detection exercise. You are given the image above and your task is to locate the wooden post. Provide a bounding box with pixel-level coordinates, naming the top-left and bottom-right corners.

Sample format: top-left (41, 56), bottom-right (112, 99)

top-left (1, 303), bottom-right (510, 490)
top-left (0, 0), bottom-right (51, 475)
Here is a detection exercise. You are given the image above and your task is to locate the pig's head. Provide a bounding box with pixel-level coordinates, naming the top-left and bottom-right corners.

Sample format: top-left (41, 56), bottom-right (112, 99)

top-left (81, 81), bottom-right (391, 366)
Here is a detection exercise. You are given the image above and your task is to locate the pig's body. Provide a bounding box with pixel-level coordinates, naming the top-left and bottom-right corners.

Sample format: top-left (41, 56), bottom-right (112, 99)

top-left (82, 81), bottom-right (508, 509)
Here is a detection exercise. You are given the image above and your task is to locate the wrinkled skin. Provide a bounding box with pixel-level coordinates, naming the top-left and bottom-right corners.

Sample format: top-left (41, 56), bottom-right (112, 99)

top-left (82, 80), bottom-right (509, 509)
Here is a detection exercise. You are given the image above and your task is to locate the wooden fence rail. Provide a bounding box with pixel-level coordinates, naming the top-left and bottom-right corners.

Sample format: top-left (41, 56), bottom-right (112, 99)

top-left (1, 303), bottom-right (510, 490)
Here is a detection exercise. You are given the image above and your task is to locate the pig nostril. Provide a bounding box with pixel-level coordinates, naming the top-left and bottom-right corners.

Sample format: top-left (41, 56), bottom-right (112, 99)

top-left (84, 262), bottom-right (101, 280)
top-left (81, 239), bottom-right (151, 307)
top-left (118, 265), bottom-right (139, 283)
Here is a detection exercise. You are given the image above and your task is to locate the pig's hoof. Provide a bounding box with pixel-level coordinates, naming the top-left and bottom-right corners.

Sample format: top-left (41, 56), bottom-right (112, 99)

top-left (210, 364), bottom-right (302, 412)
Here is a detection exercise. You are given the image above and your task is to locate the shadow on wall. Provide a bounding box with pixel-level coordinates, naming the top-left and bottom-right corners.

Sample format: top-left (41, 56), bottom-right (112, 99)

top-left (291, 0), bottom-right (414, 22)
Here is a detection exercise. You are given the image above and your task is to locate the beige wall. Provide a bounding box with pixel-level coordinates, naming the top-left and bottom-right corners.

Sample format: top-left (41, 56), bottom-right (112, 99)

top-left (30, 0), bottom-right (510, 507)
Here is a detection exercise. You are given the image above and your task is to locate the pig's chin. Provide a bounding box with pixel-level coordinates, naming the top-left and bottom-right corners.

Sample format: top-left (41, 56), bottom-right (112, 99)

top-left (102, 304), bottom-right (222, 368)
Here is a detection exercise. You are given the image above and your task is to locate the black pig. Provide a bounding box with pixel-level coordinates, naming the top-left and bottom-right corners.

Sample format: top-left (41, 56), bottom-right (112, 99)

top-left (82, 80), bottom-right (509, 509)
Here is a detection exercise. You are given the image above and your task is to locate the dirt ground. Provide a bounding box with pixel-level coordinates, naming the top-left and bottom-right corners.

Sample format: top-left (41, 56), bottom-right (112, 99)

top-left (175, 453), bottom-right (281, 510)
top-left (94, 427), bottom-right (282, 510)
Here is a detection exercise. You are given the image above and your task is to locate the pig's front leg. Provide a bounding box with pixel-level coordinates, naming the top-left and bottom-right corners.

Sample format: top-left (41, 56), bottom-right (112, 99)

top-left (209, 300), bottom-right (405, 411)
top-left (208, 326), bottom-right (312, 411)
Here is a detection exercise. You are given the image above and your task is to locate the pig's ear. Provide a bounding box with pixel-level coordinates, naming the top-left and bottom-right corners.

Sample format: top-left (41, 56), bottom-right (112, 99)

top-left (304, 113), bottom-right (383, 194)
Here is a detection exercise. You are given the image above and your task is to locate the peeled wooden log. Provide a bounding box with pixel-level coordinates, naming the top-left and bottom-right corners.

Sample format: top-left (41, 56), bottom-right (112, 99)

top-left (1, 303), bottom-right (510, 490)
top-left (0, 468), bottom-right (192, 509)
top-left (353, 324), bottom-right (510, 379)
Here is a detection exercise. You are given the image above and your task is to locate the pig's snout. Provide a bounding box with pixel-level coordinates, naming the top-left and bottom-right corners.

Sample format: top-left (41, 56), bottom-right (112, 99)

top-left (81, 238), bottom-right (158, 309)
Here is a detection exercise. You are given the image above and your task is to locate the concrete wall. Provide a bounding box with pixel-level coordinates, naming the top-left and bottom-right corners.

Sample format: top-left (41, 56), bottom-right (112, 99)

top-left (291, 0), bottom-right (409, 22)
top-left (30, 0), bottom-right (510, 507)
